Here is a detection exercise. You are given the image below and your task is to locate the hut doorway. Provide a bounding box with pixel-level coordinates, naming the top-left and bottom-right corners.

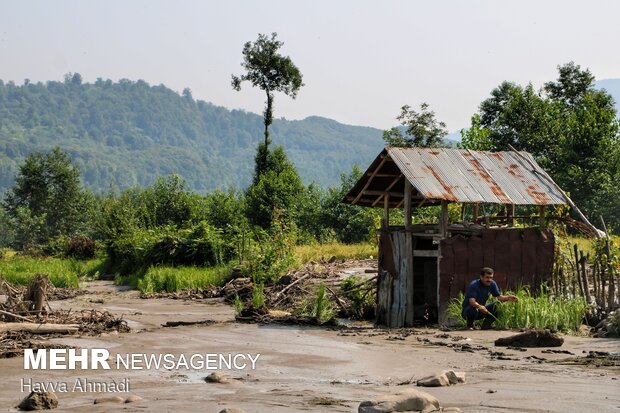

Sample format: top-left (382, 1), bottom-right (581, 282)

top-left (412, 236), bottom-right (439, 322)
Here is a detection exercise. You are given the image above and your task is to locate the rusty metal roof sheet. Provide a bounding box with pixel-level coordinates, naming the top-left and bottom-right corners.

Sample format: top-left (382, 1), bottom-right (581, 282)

top-left (344, 147), bottom-right (567, 206)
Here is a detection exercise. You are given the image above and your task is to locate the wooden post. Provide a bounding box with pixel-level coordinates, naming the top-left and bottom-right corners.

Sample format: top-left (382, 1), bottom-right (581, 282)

top-left (579, 250), bottom-right (592, 304)
top-left (574, 244), bottom-right (585, 297)
top-left (404, 181), bottom-right (412, 229)
top-left (472, 203), bottom-right (479, 223)
top-left (404, 180), bottom-right (414, 326)
top-left (439, 200), bottom-right (448, 238)
top-left (507, 204), bottom-right (515, 227)
top-left (383, 194), bottom-right (390, 229)
top-left (460, 203), bottom-right (466, 222)
top-left (539, 205), bottom-right (546, 229)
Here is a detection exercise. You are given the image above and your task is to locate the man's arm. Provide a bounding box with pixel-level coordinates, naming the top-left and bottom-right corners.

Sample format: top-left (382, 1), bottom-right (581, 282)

top-left (491, 281), bottom-right (518, 302)
top-left (468, 297), bottom-right (490, 313)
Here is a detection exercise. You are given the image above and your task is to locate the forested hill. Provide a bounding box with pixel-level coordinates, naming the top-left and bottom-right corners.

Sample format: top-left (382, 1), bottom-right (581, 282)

top-left (0, 76), bottom-right (385, 193)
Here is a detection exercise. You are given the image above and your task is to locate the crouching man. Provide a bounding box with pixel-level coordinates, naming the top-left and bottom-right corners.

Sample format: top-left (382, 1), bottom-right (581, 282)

top-left (462, 267), bottom-right (518, 329)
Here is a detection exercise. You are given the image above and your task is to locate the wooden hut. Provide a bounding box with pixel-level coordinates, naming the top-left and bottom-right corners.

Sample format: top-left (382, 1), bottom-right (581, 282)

top-left (343, 147), bottom-right (570, 327)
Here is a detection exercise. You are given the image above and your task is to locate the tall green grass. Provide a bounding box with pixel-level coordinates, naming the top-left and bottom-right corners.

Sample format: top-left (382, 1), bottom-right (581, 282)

top-left (137, 264), bottom-right (232, 294)
top-left (0, 256), bottom-right (104, 288)
top-left (447, 285), bottom-right (587, 332)
top-left (293, 242), bottom-right (375, 265)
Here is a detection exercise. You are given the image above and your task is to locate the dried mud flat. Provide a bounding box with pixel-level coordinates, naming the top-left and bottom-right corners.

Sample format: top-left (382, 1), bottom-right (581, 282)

top-left (0, 280), bottom-right (619, 413)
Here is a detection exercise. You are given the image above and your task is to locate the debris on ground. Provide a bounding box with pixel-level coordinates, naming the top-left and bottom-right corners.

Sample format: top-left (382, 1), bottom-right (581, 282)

top-left (140, 259), bottom-right (378, 326)
top-left (494, 330), bottom-right (564, 347)
top-left (0, 277), bottom-right (129, 358)
top-left (162, 320), bottom-right (217, 327)
top-left (593, 308), bottom-right (620, 337)
top-left (549, 351), bottom-right (620, 368)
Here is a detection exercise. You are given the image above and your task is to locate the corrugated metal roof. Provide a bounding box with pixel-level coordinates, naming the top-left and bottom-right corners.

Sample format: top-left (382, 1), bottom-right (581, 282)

top-left (345, 147), bottom-right (567, 206)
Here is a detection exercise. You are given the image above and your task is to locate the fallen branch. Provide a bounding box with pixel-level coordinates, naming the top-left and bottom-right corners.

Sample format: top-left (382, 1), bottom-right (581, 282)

top-left (274, 273), bottom-right (312, 301)
top-left (162, 320), bottom-right (217, 327)
top-left (0, 309), bottom-right (34, 323)
top-left (325, 285), bottom-right (348, 314)
top-left (0, 323), bottom-right (80, 334)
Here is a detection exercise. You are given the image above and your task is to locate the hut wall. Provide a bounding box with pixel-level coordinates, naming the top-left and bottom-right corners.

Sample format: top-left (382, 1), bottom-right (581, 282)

top-left (438, 228), bottom-right (555, 319)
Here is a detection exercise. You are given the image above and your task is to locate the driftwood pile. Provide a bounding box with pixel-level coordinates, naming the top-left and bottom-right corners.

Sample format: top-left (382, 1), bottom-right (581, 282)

top-left (0, 276), bottom-right (129, 358)
top-left (230, 260), bottom-right (377, 324)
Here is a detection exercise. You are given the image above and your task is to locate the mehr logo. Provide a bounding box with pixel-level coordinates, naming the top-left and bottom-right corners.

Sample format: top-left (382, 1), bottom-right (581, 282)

top-left (24, 349), bottom-right (110, 370)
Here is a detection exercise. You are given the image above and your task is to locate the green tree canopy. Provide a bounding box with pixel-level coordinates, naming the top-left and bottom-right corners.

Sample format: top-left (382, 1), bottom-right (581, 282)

top-left (245, 146), bottom-right (304, 229)
top-left (2, 147), bottom-right (93, 248)
top-left (383, 103), bottom-right (448, 148)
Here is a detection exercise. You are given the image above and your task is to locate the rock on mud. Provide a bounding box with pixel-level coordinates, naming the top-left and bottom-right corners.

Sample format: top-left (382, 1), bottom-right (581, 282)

top-left (205, 371), bottom-right (231, 384)
top-left (495, 330), bottom-right (564, 347)
top-left (218, 409), bottom-right (246, 413)
top-left (358, 388), bottom-right (441, 413)
top-left (125, 395), bottom-right (143, 403)
top-left (18, 391), bottom-right (58, 411)
top-left (93, 396), bottom-right (124, 404)
top-left (417, 370), bottom-right (466, 387)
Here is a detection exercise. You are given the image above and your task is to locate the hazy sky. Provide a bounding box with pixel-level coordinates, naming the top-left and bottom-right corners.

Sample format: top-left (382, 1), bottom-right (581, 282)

top-left (1, 0), bottom-right (619, 131)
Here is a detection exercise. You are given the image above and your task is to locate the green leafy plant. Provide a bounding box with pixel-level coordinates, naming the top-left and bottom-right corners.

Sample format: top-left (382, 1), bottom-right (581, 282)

top-left (233, 293), bottom-right (245, 316)
top-left (251, 282), bottom-right (265, 309)
top-left (312, 283), bottom-right (336, 324)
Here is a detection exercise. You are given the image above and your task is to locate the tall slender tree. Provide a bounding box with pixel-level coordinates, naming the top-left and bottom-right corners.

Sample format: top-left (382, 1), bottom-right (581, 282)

top-left (231, 32), bottom-right (304, 178)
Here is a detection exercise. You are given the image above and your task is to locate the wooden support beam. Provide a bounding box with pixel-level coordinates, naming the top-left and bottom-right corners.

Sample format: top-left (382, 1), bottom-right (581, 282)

top-left (539, 205), bottom-right (546, 229)
top-left (439, 200), bottom-right (449, 238)
top-left (352, 155), bottom-right (389, 204)
top-left (404, 180), bottom-right (412, 229)
top-left (507, 204), bottom-right (515, 227)
top-left (372, 174), bottom-right (403, 207)
top-left (366, 173), bottom-right (398, 178)
top-left (383, 194), bottom-right (390, 228)
top-left (472, 203), bottom-right (479, 222)
top-left (363, 190), bottom-right (404, 197)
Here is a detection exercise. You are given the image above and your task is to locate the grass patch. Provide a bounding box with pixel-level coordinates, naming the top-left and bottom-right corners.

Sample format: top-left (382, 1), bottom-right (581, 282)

top-left (294, 242), bottom-right (374, 265)
top-left (566, 235), bottom-right (620, 256)
top-left (0, 255), bottom-right (104, 288)
top-left (137, 264), bottom-right (232, 294)
top-left (447, 285), bottom-right (588, 333)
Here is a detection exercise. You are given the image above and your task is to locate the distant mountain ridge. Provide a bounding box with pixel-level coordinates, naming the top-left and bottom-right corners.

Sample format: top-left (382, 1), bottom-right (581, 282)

top-left (1, 76), bottom-right (614, 195)
top-left (0, 77), bottom-right (388, 193)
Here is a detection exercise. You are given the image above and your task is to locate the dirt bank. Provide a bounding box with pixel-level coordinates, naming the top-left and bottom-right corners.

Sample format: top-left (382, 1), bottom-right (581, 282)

top-left (0, 281), bottom-right (618, 412)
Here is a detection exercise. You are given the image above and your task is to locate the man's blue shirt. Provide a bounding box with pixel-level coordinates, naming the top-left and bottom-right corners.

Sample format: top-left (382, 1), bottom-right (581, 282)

top-left (462, 279), bottom-right (501, 311)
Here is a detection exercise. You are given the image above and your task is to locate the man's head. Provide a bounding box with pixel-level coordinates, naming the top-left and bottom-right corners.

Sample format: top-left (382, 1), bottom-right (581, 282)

top-left (479, 267), bottom-right (494, 286)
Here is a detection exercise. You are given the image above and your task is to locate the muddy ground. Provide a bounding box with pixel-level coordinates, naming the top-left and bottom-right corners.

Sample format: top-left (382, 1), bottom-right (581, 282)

top-left (0, 279), bottom-right (619, 413)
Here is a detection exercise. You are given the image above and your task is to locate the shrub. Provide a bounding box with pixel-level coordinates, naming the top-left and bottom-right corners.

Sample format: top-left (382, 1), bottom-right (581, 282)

top-left (65, 236), bottom-right (96, 259)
